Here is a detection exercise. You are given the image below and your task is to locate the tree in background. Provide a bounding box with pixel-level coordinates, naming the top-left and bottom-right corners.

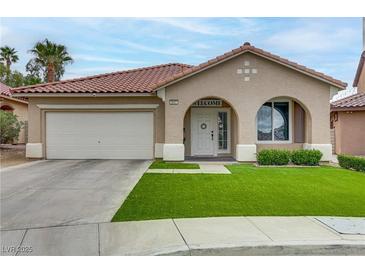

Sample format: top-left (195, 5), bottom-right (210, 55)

top-left (28, 39), bottom-right (73, 82)
top-left (0, 46), bottom-right (19, 71)
top-left (25, 59), bottom-right (43, 80)
top-left (0, 110), bottom-right (24, 144)
top-left (0, 63), bottom-right (42, 87)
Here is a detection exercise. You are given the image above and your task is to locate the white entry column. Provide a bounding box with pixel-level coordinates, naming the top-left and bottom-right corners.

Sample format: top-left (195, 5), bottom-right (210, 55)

top-left (163, 144), bottom-right (185, 161)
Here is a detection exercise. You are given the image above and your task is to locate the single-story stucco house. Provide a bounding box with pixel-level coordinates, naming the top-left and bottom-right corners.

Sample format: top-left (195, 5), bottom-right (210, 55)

top-left (330, 50), bottom-right (365, 156)
top-left (12, 42), bottom-right (347, 161)
top-left (0, 82), bottom-right (28, 144)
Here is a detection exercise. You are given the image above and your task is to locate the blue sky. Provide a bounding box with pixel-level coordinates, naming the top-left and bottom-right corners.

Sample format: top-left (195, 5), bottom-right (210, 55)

top-left (0, 17), bottom-right (362, 86)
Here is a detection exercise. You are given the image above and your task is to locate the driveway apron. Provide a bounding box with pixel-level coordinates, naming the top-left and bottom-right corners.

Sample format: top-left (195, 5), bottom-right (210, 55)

top-left (0, 160), bottom-right (150, 230)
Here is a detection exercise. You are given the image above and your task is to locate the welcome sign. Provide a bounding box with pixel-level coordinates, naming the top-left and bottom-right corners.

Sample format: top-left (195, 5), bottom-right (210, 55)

top-left (192, 99), bottom-right (222, 107)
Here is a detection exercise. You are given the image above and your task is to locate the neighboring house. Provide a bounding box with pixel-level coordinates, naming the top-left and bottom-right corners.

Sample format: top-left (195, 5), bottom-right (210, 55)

top-left (12, 43), bottom-right (346, 161)
top-left (330, 51), bottom-right (365, 156)
top-left (353, 51), bottom-right (365, 93)
top-left (0, 82), bottom-right (28, 144)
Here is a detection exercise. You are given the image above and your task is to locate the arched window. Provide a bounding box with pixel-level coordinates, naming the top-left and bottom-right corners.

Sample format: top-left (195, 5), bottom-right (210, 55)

top-left (257, 100), bottom-right (290, 142)
top-left (0, 105), bottom-right (14, 112)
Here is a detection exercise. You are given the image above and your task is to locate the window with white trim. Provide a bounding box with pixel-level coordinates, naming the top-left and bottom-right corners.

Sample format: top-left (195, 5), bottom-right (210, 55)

top-left (257, 101), bottom-right (290, 142)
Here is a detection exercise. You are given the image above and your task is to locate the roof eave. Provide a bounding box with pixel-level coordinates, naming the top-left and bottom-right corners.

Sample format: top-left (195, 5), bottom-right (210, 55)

top-left (0, 94), bottom-right (28, 104)
top-left (11, 92), bottom-right (157, 97)
top-left (331, 106), bottom-right (365, 112)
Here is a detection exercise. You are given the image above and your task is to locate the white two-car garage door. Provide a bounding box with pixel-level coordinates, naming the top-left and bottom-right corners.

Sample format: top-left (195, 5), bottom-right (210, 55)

top-left (46, 112), bottom-right (154, 159)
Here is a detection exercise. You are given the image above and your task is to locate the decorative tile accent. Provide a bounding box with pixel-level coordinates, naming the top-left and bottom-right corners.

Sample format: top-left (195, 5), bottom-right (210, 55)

top-left (237, 63), bottom-right (257, 81)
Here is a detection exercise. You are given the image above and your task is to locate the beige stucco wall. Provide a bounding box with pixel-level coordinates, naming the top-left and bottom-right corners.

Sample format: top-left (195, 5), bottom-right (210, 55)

top-left (0, 97), bottom-right (28, 144)
top-left (164, 52), bottom-right (331, 146)
top-left (257, 143), bottom-right (304, 151)
top-left (27, 96), bottom-right (165, 157)
top-left (183, 108), bottom-right (191, 156)
top-left (333, 111), bottom-right (365, 155)
top-left (25, 52), bottom-right (335, 159)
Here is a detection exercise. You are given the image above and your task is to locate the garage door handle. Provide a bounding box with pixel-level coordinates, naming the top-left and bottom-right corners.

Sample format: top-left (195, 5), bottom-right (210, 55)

top-left (211, 131), bottom-right (214, 141)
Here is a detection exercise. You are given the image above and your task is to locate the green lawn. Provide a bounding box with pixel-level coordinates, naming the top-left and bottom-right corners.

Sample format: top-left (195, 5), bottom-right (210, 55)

top-left (112, 164), bottom-right (365, 221)
top-left (149, 160), bottom-right (199, 169)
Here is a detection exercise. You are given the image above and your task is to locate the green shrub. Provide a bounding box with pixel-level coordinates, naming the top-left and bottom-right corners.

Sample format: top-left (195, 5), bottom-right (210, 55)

top-left (338, 154), bottom-right (365, 172)
top-left (257, 149), bottom-right (291, 165)
top-left (291, 149), bottom-right (323, 166)
top-left (0, 110), bottom-right (24, 144)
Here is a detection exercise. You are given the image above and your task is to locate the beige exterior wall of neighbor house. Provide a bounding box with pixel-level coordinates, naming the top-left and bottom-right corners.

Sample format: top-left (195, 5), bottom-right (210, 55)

top-left (357, 66), bottom-right (365, 92)
top-left (163, 52), bottom-right (333, 160)
top-left (0, 97), bottom-right (28, 144)
top-left (333, 111), bottom-right (365, 156)
top-left (26, 96), bottom-right (164, 158)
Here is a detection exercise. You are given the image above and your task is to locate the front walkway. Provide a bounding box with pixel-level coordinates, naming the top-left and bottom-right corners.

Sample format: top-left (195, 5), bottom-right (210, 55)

top-left (2, 217), bottom-right (364, 256)
top-left (146, 164), bottom-right (231, 174)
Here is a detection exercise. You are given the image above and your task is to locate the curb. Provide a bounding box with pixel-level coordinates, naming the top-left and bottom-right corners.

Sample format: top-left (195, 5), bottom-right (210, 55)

top-left (160, 243), bottom-right (365, 256)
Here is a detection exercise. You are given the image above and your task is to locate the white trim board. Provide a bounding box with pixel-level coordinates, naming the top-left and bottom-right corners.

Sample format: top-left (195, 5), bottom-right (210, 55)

top-left (37, 104), bottom-right (159, 110)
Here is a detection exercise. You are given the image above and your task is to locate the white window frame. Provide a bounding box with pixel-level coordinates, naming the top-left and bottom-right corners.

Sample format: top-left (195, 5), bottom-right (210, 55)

top-left (256, 99), bottom-right (292, 144)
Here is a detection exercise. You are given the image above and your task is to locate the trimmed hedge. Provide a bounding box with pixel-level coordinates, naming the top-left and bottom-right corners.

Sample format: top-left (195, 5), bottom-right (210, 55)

top-left (257, 149), bottom-right (323, 166)
top-left (291, 149), bottom-right (323, 166)
top-left (338, 154), bottom-right (365, 172)
top-left (257, 149), bottom-right (291, 165)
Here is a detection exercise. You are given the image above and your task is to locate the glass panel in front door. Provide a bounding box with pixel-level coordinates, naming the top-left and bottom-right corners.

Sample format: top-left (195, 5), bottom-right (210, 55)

top-left (218, 112), bottom-right (228, 150)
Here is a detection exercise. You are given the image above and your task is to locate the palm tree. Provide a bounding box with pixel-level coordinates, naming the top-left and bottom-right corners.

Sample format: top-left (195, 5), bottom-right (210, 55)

top-left (28, 39), bottom-right (73, 82)
top-left (0, 46), bottom-right (19, 73)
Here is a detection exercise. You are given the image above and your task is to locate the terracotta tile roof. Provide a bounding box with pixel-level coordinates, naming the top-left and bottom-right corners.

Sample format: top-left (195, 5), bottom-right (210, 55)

top-left (151, 42), bottom-right (347, 90)
top-left (331, 92), bottom-right (365, 111)
top-left (11, 42), bottom-right (347, 95)
top-left (11, 63), bottom-right (192, 94)
top-left (0, 82), bottom-right (12, 96)
top-left (353, 51), bottom-right (365, 87)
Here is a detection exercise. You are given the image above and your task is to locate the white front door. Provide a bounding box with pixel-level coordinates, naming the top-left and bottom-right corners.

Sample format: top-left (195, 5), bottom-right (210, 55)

top-left (191, 108), bottom-right (231, 156)
top-left (191, 108), bottom-right (215, 156)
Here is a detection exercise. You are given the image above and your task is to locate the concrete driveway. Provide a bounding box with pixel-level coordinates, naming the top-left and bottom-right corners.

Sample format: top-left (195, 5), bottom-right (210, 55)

top-left (0, 160), bottom-right (150, 230)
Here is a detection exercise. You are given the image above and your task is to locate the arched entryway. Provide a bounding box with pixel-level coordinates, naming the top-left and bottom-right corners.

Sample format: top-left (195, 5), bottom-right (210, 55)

top-left (183, 96), bottom-right (239, 159)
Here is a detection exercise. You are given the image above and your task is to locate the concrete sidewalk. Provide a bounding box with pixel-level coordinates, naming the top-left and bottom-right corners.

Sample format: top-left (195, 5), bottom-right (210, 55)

top-left (1, 217), bottom-right (364, 256)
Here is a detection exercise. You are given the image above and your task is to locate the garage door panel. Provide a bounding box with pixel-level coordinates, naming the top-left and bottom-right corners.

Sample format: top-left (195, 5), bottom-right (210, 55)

top-left (46, 147), bottom-right (153, 159)
top-left (46, 112), bottom-right (154, 159)
top-left (47, 134), bottom-right (153, 146)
